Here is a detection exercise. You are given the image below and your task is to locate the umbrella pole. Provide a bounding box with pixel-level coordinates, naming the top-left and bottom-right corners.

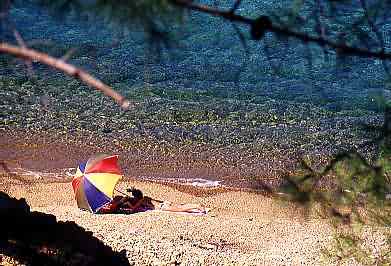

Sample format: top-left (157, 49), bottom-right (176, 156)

top-left (114, 188), bottom-right (130, 196)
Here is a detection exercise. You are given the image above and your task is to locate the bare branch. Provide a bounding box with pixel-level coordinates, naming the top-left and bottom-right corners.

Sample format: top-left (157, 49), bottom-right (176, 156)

top-left (231, 22), bottom-right (250, 85)
top-left (170, 0), bottom-right (391, 60)
top-left (0, 42), bottom-right (132, 110)
top-left (230, 0), bottom-right (242, 14)
top-left (13, 29), bottom-right (35, 77)
top-left (315, 0), bottom-right (329, 58)
top-left (61, 47), bottom-right (77, 61)
top-left (171, 0), bottom-right (252, 23)
top-left (262, 38), bottom-right (280, 75)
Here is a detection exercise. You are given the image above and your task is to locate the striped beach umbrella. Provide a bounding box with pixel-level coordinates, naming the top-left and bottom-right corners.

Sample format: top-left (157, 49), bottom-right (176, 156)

top-left (72, 154), bottom-right (122, 213)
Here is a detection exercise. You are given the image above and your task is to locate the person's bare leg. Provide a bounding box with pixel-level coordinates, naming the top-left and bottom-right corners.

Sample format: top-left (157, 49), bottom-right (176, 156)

top-left (159, 201), bottom-right (208, 213)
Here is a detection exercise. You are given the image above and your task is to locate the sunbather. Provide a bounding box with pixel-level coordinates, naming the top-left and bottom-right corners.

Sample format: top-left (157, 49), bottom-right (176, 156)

top-left (97, 187), bottom-right (209, 214)
top-left (97, 188), bottom-right (152, 214)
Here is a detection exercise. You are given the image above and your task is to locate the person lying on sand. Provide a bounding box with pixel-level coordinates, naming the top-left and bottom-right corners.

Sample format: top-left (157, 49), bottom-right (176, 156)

top-left (97, 195), bottom-right (150, 214)
top-left (97, 188), bottom-right (209, 215)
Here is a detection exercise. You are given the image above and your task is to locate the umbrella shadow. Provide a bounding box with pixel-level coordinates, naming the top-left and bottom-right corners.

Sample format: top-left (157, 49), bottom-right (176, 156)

top-left (0, 191), bottom-right (130, 266)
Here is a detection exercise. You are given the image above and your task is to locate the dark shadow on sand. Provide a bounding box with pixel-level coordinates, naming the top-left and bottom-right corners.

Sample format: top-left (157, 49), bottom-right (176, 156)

top-left (0, 191), bottom-right (130, 266)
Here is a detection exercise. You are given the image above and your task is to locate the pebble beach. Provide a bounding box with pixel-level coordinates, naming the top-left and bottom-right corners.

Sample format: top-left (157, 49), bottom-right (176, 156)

top-left (2, 171), bottom-right (335, 266)
top-left (2, 169), bottom-right (390, 266)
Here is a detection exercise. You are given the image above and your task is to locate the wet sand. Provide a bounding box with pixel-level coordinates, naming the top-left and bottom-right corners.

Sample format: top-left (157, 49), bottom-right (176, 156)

top-left (0, 128), bottom-right (286, 190)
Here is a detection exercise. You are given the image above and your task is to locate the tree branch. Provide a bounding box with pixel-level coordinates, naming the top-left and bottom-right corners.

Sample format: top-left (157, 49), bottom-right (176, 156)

top-left (170, 0), bottom-right (252, 24)
top-left (230, 0), bottom-right (242, 14)
top-left (170, 0), bottom-right (391, 60)
top-left (231, 22), bottom-right (249, 85)
top-left (13, 29), bottom-right (35, 77)
top-left (0, 42), bottom-right (132, 110)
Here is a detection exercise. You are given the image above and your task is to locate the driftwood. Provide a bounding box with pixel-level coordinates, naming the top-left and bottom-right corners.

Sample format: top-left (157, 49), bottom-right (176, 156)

top-left (0, 42), bottom-right (132, 110)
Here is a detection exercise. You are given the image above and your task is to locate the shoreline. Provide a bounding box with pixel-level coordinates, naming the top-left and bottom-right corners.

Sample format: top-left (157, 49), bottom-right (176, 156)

top-left (0, 127), bottom-right (291, 192)
top-left (0, 165), bottom-right (274, 199)
top-left (0, 124), bottom-right (377, 193)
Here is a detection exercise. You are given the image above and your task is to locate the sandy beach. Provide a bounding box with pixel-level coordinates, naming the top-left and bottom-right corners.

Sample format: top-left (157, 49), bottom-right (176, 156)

top-left (1, 169), bottom-right (337, 266)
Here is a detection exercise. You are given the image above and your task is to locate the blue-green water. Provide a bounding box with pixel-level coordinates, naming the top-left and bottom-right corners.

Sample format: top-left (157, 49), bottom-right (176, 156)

top-left (0, 1), bottom-right (389, 188)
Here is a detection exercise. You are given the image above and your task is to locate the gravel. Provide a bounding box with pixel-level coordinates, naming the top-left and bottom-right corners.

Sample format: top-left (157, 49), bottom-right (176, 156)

top-left (3, 176), bottom-right (334, 265)
top-left (2, 169), bottom-right (390, 265)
